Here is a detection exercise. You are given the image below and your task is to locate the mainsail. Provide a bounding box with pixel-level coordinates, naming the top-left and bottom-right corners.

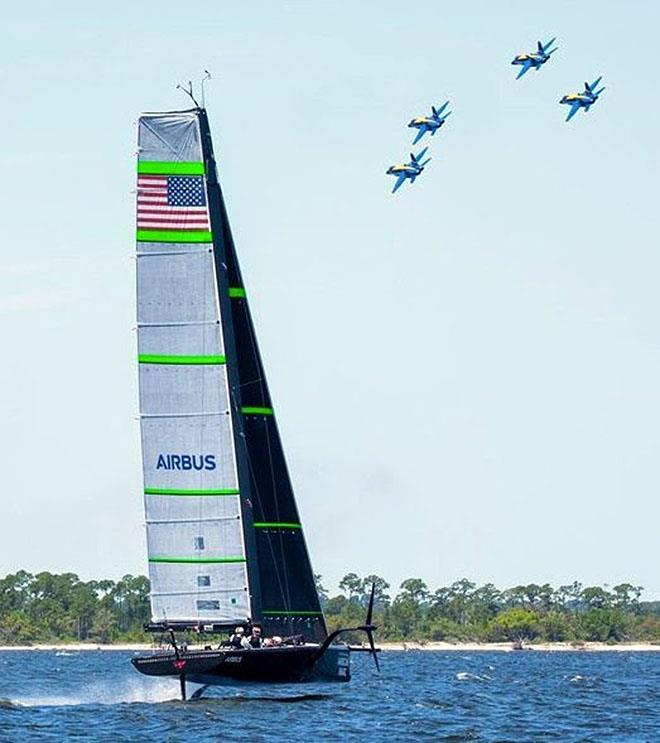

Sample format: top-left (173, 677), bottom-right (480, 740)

top-left (135, 108), bottom-right (326, 641)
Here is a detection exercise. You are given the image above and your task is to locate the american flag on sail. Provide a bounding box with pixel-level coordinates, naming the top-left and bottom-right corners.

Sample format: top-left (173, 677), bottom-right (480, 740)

top-left (137, 175), bottom-right (210, 231)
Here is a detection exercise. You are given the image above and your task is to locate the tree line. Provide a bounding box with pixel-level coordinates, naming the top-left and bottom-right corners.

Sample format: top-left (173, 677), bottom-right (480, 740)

top-left (0, 571), bottom-right (149, 644)
top-left (0, 570), bottom-right (658, 645)
top-left (319, 574), bottom-right (660, 644)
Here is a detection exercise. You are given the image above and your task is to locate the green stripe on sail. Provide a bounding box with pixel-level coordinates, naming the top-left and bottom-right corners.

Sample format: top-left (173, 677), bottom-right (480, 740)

top-left (145, 488), bottom-right (239, 496)
top-left (138, 161), bottom-right (205, 175)
top-left (136, 229), bottom-right (213, 243)
top-left (149, 556), bottom-right (246, 564)
top-left (138, 354), bottom-right (226, 365)
top-left (241, 406), bottom-right (274, 415)
top-left (262, 610), bottom-right (323, 616)
top-left (229, 287), bottom-right (246, 298)
top-left (253, 522), bottom-right (301, 529)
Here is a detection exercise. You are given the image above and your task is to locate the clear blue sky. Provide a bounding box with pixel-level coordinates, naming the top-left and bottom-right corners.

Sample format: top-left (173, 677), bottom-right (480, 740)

top-left (2, 1), bottom-right (659, 598)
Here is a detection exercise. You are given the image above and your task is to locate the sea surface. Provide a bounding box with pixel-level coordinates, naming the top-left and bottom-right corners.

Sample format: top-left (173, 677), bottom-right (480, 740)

top-left (0, 649), bottom-right (658, 741)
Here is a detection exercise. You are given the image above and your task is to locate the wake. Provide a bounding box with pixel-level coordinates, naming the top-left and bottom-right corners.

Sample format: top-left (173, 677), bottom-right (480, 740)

top-left (7, 677), bottom-right (182, 707)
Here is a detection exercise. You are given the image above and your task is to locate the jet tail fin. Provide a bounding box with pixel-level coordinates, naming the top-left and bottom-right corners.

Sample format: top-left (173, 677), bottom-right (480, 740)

top-left (411, 147), bottom-right (428, 164)
top-left (586, 76), bottom-right (602, 93)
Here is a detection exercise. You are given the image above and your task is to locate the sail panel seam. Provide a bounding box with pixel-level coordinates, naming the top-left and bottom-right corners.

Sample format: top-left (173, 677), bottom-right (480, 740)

top-left (147, 516), bottom-right (240, 525)
top-left (140, 412), bottom-right (229, 419)
top-left (138, 320), bottom-right (219, 327)
top-left (149, 557), bottom-right (246, 564)
top-left (151, 587), bottom-right (246, 597)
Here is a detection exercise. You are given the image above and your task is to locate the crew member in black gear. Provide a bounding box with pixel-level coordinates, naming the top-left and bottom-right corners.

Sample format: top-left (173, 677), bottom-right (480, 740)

top-left (228, 626), bottom-right (246, 649)
top-left (247, 626), bottom-right (263, 648)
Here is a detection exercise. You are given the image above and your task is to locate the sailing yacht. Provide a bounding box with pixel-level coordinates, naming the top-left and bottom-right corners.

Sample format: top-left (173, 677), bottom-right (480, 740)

top-left (130, 107), bottom-right (377, 697)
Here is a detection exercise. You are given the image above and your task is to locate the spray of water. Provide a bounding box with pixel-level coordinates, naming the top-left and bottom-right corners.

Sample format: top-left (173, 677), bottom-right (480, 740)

top-left (12, 676), bottom-right (183, 707)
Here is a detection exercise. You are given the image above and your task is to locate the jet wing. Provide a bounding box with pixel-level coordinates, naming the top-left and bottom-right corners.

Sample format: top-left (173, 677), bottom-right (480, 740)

top-left (392, 174), bottom-right (408, 193)
top-left (565, 102), bottom-right (581, 122)
top-left (412, 127), bottom-right (427, 145)
top-left (516, 60), bottom-right (532, 79)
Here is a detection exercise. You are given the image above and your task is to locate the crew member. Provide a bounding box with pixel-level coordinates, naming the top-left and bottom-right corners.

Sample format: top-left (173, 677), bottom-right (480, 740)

top-left (246, 626), bottom-right (264, 648)
top-left (228, 626), bottom-right (246, 649)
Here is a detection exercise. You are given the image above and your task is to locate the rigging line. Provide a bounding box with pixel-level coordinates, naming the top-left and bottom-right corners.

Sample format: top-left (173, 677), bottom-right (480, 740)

top-left (235, 387), bottom-right (290, 618)
top-left (238, 375), bottom-right (264, 389)
top-left (237, 294), bottom-right (298, 626)
top-left (264, 417), bottom-right (294, 622)
top-left (243, 302), bottom-right (269, 406)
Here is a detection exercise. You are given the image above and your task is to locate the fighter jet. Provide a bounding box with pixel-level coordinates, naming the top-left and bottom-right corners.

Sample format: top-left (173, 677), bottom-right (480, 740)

top-left (511, 38), bottom-right (558, 79)
top-left (386, 148), bottom-right (431, 194)
top-left (408, 101), bottom-right (451, 145)
top-left (560, 77), bottom-right (605, 122)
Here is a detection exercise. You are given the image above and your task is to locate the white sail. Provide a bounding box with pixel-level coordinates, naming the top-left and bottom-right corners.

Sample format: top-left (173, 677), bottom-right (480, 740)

top-left (136, 111), bottom-right (250, 624)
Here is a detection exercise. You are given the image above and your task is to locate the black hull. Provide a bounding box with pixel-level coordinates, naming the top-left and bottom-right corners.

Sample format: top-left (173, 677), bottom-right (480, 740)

top-left (131, 644), bottom-right (350, 686)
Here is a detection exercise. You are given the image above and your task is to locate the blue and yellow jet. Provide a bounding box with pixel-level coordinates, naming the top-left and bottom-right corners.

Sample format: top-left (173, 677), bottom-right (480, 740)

top-left (560, 77), bottom-right (605, 121)
top-left (386, 148), bottom-right (431, 194)
top-left (408, 101), bottom-right (451, 145)
top-left (511, 38), bottom-right (558, 79)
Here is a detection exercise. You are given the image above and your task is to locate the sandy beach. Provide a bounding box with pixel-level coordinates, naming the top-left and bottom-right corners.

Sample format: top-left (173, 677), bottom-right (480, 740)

top-left (0, 641), bottom-right (657, 652)
top-left (377, 641), bottom-right (660, 652)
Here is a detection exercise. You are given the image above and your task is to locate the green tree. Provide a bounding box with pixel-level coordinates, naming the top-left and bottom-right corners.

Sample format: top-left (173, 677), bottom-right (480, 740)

top-left (338, 573), bottom-right (363, 602)
top-left (611, 583), bottom-right (643, 614)
top-left (360, 575), bottom-right (391, 609)
top-left (91, 607), bottom-right (118, 643)
top-left (579, 609), bottom-right (629, 641)
top-left (489, 608), bottom-right (539, 642)
top-left (581, 586), bottom-right (612, 610)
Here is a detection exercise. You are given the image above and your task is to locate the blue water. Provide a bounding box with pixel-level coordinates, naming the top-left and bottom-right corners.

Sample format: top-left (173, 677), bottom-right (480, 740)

top-left (0, 650), bottom-right (658, 740)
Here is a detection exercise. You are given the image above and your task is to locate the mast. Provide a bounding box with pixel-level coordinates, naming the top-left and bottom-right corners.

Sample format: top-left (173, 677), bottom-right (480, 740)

top-left (197, 108), bottom-right (263, 625)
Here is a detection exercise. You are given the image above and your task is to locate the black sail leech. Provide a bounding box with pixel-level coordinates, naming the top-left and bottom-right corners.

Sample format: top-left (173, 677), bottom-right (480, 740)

top-left (198, 109), bottom-right (326, 642)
